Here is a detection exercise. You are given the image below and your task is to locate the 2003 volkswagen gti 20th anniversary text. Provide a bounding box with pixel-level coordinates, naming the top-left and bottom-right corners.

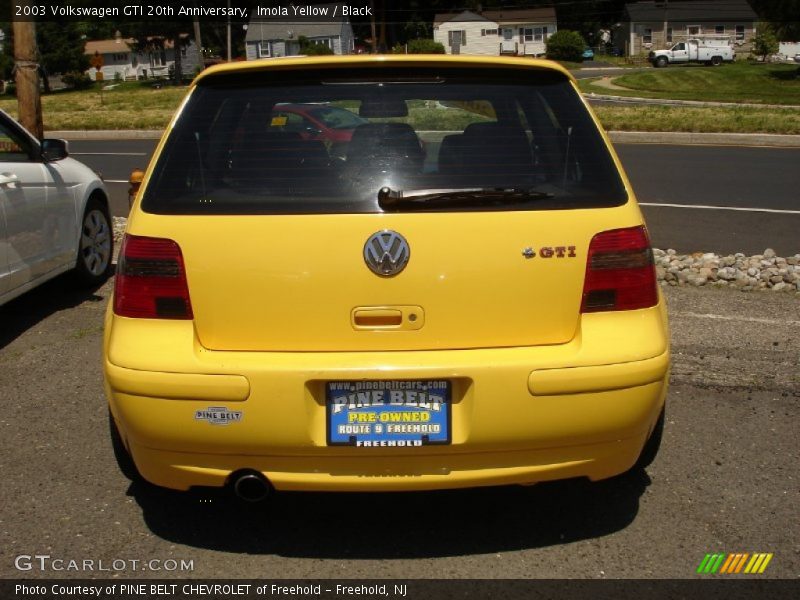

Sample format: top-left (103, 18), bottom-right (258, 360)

top-left (103, 55), bottom-right (670, 499)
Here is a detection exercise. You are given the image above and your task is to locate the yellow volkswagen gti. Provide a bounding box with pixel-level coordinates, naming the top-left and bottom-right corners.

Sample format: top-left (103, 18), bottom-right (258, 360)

top-left (104, 55), bottom-right (670, 500)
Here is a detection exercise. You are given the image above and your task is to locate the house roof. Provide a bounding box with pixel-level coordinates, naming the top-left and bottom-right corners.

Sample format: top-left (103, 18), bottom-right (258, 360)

top-left (246, 3), bottom-right (348, 42)
top-left (625, 0), bottom-right (757, 23)
top-left (84, 34), bottom-right (190, 55)
top-left (433, 11), bottom-right (492, 26)
top-left (85, 38), bottom-right (133, 55)
top-left (434, 7), bottom-right (556, 27)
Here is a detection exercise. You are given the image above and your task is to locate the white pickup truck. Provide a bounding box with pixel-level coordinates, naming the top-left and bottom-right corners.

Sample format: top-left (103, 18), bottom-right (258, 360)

top-left (649, 37), bottom-right (735, 67)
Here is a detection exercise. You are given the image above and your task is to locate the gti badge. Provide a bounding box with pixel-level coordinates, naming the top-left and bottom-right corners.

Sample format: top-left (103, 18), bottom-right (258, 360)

top-left (364, 230), bottom-right (410, 276)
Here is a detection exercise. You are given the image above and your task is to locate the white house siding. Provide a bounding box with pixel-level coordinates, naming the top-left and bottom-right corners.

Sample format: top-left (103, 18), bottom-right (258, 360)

top-left (435, 21), bottom-right (499, 56)
top-left (435, 21), bottom-right (556, 56)
top-left (87, 41), bottom-right (201, 81)
top-left (779, 42), bottom-right (800, 59)
top-left (513, 22), bottom-right (557, 56)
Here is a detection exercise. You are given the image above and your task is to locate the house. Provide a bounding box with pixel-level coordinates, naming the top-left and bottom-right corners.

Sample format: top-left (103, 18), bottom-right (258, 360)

top-left (618, 0), bottom-right (758, 57)
top-left (84, 32), bottom-right (202, 81)
top-left (433, 7), bottom-right (558, 57)
top-left (245, 3), bottom-right (354, 59)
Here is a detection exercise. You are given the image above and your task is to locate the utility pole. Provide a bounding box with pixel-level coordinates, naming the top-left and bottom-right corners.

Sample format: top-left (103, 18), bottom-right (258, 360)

top-left (193, 16), bottom-right (203, 62)
top-left (226, 0), bottom-right (232, 61)
top-left (12, 2), bottom-right (43, 139)
top-left (369, 0), bottom-right (377, 53)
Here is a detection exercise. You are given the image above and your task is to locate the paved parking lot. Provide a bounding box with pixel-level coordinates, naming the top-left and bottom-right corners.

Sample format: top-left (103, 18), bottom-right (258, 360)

top-left (0, 277), bottom-right (797, 579)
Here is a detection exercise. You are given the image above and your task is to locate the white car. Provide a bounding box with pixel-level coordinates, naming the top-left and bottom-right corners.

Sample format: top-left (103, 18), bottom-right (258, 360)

top-left (0, 109), bottom-right (112, 306)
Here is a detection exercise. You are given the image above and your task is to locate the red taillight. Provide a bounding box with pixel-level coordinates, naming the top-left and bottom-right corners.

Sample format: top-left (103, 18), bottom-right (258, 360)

top-left (581, 226), bottom-right (657, 313)
top-left (113, 234), bottom-right (193, 319)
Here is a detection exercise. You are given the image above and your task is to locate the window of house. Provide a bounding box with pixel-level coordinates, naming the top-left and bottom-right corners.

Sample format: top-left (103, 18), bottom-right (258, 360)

top-left (687, 25), bottom-right (701, 35)
top-left (523, 28), bottom-right (533, 42)
top-left (643, 28), bottom-right (652, 44)
top-left (312, 38), bottom-right (333, 49)
top-left (736, 25), bottom-right (745, 41)
top-left (715, 25), bottom-right (725, 35)
top-left (481, 29), bottom-right (498, 37)
top-left (113, 53), bottom-right (127, 61)
top-left (448, 30), bottom-right (467, 46)
top-left (666, 27), bottom-right (673, 42)
top-left (259, 42), bottom-right (271, 58)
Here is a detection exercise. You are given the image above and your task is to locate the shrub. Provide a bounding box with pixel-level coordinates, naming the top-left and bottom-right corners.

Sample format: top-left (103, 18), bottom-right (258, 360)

top-left (62, 71), bottom-right (93, 90)
top-left (298, 36), bottom-right (335, 56)
top-left (546, 30), bottom-right (586, 62)
top-left (400, 38), bottom-right (445, 54)
top-left (752, 25), bottom-right (779, 61)
top-left (302, 43), bottom-right (335, 56)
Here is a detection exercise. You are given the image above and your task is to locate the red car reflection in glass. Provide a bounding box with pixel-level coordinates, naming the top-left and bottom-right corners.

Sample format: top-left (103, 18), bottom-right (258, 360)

top-left (269, 104), bottom-right (368, 148)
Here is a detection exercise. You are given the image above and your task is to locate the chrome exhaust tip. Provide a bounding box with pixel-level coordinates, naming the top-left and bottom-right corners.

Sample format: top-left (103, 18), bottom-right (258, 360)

top-left (231, 471), bottom-right (271, 502)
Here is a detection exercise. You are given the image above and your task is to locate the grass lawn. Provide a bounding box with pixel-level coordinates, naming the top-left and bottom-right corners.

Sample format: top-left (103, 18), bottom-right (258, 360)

top-left (578, 61), bottom-right (800, 105)
top-left (0, 75), bottom-right (798, 134)
top-left (592, 104), bottom-right (800, 134)
top-left (0, 81), bottom-right (187, 130)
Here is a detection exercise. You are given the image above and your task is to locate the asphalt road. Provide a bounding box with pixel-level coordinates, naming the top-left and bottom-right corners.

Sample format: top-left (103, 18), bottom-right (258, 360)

top-left (69, 139), bottom-right (800, 256)
top-left (0, 278), bottom-right (797, 579)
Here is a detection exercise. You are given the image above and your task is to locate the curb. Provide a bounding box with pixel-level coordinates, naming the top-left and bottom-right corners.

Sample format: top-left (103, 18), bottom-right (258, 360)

top-left (50, 129), bottom-right (800, 148)
top-left (50, 130), bottom-right (164, 140)
top-left (584, 92), bottom-right (800, 110)
top-left (607, 131), bottom-right (800, 147)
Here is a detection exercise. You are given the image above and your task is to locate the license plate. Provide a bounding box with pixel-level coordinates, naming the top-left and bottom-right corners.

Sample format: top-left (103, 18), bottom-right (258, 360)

top-left (326, 380), bottom-right (451, 447)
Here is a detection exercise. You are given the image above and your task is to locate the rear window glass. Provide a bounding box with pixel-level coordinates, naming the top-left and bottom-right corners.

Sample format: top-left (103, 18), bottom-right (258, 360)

top-left (142, 67), bottom-right (627, 214)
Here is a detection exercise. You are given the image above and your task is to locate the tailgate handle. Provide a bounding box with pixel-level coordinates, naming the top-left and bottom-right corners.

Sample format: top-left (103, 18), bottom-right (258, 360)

top-left (351, 306), bottom-right (425, 330)
top-left (353, 309), bottom-right (403, 328)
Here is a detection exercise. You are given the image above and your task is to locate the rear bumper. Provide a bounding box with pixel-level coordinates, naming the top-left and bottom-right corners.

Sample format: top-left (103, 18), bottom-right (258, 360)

top-left (104, 303), bottom-right (670, 492)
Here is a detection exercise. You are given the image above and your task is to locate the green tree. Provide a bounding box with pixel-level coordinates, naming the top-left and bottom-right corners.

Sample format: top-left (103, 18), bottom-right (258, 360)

top-left (546, 30), bottom-right (587, 62)
top-left (37, 22), bottom-right (89, 87)
top-left (0, 25), bottom-right (14, 82)
top-left (127, 20), bottom-right (192, 85)
top-left (748, 1), bottom-right (800, 40)
top-left (752, 25), bottom-right (779, 61)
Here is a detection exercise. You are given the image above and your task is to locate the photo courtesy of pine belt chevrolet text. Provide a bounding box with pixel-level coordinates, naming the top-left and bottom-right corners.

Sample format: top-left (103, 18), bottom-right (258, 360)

top-left (104, 55), bottom-right (670, 501)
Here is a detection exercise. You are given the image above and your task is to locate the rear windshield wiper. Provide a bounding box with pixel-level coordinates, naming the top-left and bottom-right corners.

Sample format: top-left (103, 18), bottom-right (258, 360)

top-left (377, 186), bottom-right (554, 210)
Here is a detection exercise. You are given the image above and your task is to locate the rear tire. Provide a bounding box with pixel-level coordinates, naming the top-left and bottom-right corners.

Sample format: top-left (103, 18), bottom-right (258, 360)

top-left (711, 56), bottom-right (723, 66)
top-left (109, 410), bottom-right (141, 481)
top-left (634, 406), bottom-right (665, 470)
top-left (74, 195), bottom-right (113, 286)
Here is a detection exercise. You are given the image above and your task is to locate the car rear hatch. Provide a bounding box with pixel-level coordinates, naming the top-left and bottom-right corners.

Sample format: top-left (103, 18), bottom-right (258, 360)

top-left (130, 58), bottom-right (635, 352)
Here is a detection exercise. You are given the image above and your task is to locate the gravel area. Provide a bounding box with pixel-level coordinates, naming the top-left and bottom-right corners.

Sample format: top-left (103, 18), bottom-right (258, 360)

top-left (112, 217), bottom-right (799, 293)
top-left (655, 248), bottom-right (800, 293)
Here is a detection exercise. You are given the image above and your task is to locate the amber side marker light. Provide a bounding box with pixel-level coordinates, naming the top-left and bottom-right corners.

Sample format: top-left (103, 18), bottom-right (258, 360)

top-left (581, 225), bottom-right (658, 312)
top-left (128, 168), bottom-right (144, 208)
